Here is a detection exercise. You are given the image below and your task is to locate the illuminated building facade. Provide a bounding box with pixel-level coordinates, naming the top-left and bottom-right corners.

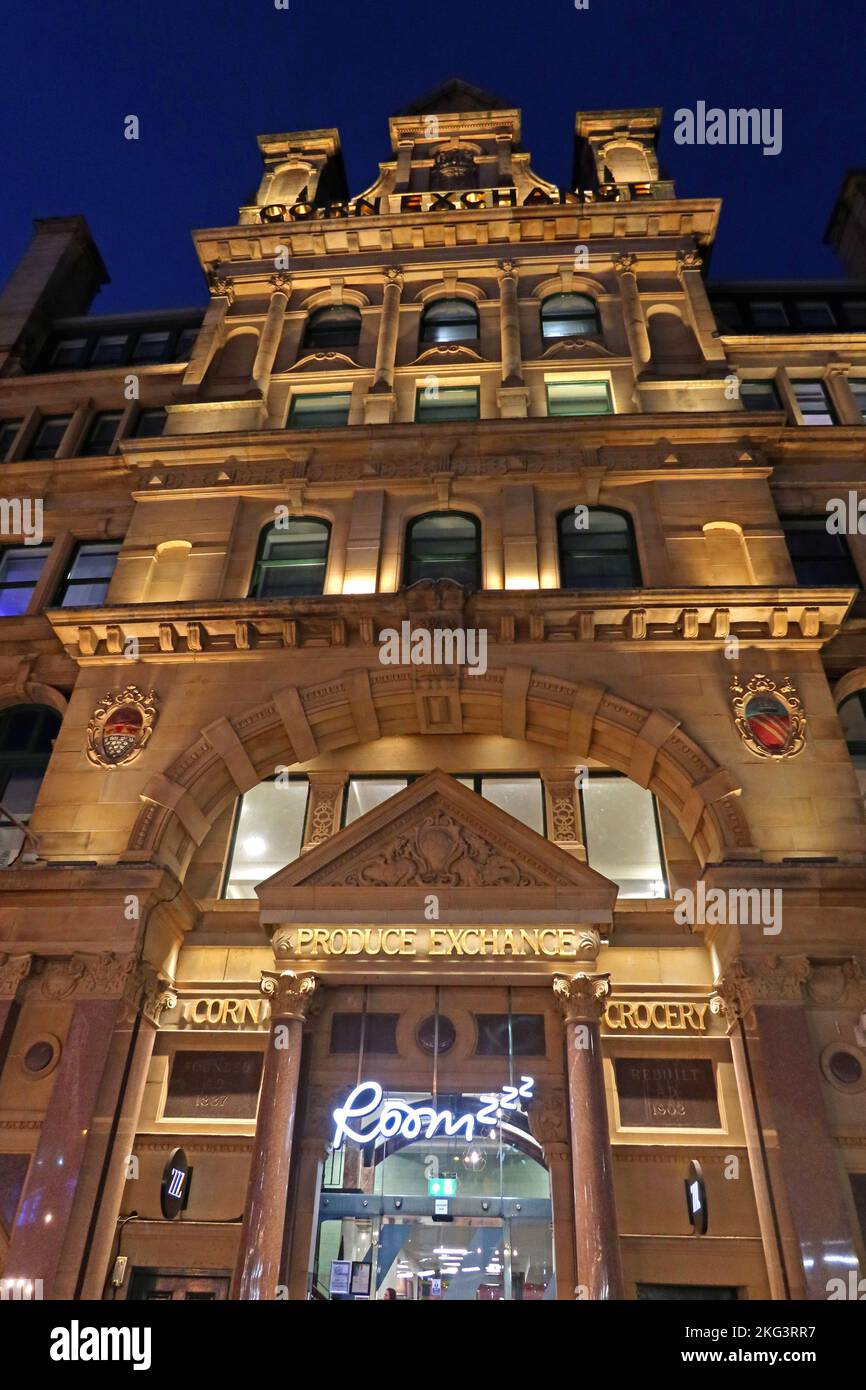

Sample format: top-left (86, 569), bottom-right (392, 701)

top-left (0, 80), bottom-right (865, 1302)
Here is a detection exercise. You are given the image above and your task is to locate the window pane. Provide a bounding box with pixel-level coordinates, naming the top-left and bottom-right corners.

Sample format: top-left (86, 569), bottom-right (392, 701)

top-left (415, 386), bottom-right (479, 423)
top-left (782, 518), bottom-right (859, 586)
top-left (91, 334), bottom-right (128, 365)
top-left (421, 299), bottom-right (479, 343)
top-left (582, 776), bottom-right (667, 897)
top-left (749, 301), bottom-right (788, 328)
top-left (739, 380), bottom-right (780, 411)
top-left (289, 393), bottom-right (351, 428)
top-left (133, 408), bottom-right (167, 438)
top-left (0, 546), bottom-right (50, 614)
top-left (405, 512), bottom-right (479, 585)
top-left (711, 301), bottom-right (742, 332)
top-left (480, 777), bottom-right (544, 834)
top-left (542, 293), bottom-right (599, 339)
top-left (50, 338), bottom-right (88, 369)
top-left (792, 380), bottom-right (835, 425)
top-left (344, 778), bottom-right (408, 824)
top-left (795, 301), bottom-right (835, 328)
top-left (131, 331), bottom-right (170, 363)
top-left (223, 780), bottom-right (308, 898)
top-left (303, 307), bottom-right (361, 350)
top-left (843, 301), bottom-right (866, 329)
top-left (252, 519), bottom-right (330, 598)
top-left (0, 421), bottom-right (22, 460)
top-left (174, 327), bottom-right (200, 360)
top-left (29, 416), bottom-right (71, 459)
top-left (558, 509), bottom-right (638, 588)
top-left (849, 380), bottom-right (866, 423)
top-left (474, 1014), bottom-right (546, 1056)
top-left (81, 411), bottom-right (122, 456)
top-left (330, 1013), bottom-right (400, 1054)
top-left (58, 541), bottom-right (121, 606)
top-left (547, 380), bottom-right (611, 417)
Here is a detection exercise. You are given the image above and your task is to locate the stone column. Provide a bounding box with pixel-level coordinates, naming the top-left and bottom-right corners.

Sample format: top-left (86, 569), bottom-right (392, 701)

top-left (676, 249), bottom-right (728, 369)
top-left (182, 271), bottom-right (235, 387)
top-left (825, 365), bottom-right (864, 425)
top-left (370, 267), bottom-right (404, 393)
top-left (252, 274), bottom-right (292, 392)
top-left (496, 260), bottom-right (530, 418)
top-left (612, 253), bottom-right (651, 372)
top-left (0, 954), bottom-right (31, 1070)
top-left (716, 956), bottom-right (863, 1300)
top-left (4, 953), bottom-right (141, 1297)
top-left (234, 968), bottom-right (317, 1300)
top-left (553, 971), bottom-right (625, 1299)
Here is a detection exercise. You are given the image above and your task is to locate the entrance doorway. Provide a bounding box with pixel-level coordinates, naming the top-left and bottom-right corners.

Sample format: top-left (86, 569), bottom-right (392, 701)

top-left (311, 1085), bottom-right (555, 1300)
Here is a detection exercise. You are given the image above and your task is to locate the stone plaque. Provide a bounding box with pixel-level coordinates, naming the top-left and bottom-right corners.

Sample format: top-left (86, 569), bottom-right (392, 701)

top-left (164, 1050), bottom-right (263, 1120)
top-left (614, 1057), bottom-right (720, 1129)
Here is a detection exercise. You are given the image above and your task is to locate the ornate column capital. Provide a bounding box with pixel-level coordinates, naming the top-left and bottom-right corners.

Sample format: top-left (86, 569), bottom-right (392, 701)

top-left (383, 265), bottom-right (404, 290)
top-left (553, 971), bottom-right (611, 1024)
top-left (207, 266), bottom-right (236, 304)
top-left (497, 258), bottom-right (519, 280)
top-left (141, 970), bottom-right (178, 1027)
top-left (612, 252), bottom-right (638, 276)
top-left (261, 969), bottom-right (318, 1021)
top-left (268, 272), bottom-right (292, 296)
top-left (713, 954), bottom-right (811, 1020)
top-left (0, 952), bottom-right (32, 998)
top-left (676, 248), bottom-right (703, 278)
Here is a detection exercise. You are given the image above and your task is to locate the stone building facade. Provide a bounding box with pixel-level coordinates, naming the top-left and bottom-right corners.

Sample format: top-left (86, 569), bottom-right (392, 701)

top-left (0, 79), bottom-right (865, 1302)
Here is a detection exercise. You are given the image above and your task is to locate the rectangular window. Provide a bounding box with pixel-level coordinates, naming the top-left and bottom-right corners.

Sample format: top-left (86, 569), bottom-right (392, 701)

top-left (0, 420), bottom-right (23, 461)
top-left (131, 331), bottom-right (170, 364)
top-left (56, 541), bottom-right (121, 606)
top-left (791, 379), bottom-right (836, 425)
top-left (795, 301), bottom-right (835, 329)
top-left (842, 301), bottom-right (866, 329)
top-left (90, 334), bottom-right (129, 366)
top-left (222, 779), bottom-right (309, 899)
top-left (546, 380), bottom-right (612, 417)
top-left (289, 392), bottom-right (352, 428)
top-left (749, 301), bottom-right (789, 329)
top-left (710, 301), bottom-right (743, 332)
top-left (739, 379), bottom-right (781, 411)
top-left (474, 1014), bottom-right (546, 1056)
top-left (329, 1013), bottom-right (400, 1055)
top-left (849, 379), bottom-right (866, 423)
top-left (174, 327), bottom-right (200, 360)
top-left (49, 338), bottom-right (87, 370)
top-left (781, 517), bottom-right (860, 586)
top-left (0, 546), bottom-right (51, 616)
top-left (581, 775), bottom-right (667, 898)
top-left (132, 407), bottom-right (167, 438)
top-left (415, 385), bottom-right (480, 423)
top-left (27, 415), bottom-right (71, 460)
top-left (344, 777), bottom-right (409, 825)
top-left (479, 776), bottom-right (545, 834)
top-left (80, 410), bottom-right (123, 456)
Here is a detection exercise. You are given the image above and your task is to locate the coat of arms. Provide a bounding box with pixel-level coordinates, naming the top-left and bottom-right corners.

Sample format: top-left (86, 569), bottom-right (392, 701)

top-left (86, 686), bottom-right (157, 768)
top-left (730, 674), bottom-right (806, 759)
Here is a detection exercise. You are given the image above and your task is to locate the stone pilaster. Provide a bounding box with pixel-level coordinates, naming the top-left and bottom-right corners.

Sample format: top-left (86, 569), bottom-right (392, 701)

top-left (252, 273), bottom-right (292, 392)
top-left (612, 252), bottom-right (651, 372)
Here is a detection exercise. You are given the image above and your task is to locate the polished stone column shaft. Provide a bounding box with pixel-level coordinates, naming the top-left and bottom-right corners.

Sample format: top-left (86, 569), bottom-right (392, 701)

top-left (497, 260), bottom-right (523, 386)
top-left (234, 969), bottom-right (317, 1300)
top-left (370, 268), bottom-right (404, 393)
top-left (252, 276), bottom-right (291, 390)
top-left (554, 972), bottom-right (625, 1299)
top-left (613, 253), bottom-right (651, 371)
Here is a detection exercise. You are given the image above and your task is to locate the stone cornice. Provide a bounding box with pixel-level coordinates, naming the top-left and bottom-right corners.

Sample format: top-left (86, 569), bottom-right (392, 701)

top-left (47, 586), bottom-right (854, 665)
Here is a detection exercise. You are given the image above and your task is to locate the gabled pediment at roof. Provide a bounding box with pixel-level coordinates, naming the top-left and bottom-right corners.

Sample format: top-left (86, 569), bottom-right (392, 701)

top-left (395, 79), bottom-right (515, 118)
top-left (256, 769), bottom-right (618, 923)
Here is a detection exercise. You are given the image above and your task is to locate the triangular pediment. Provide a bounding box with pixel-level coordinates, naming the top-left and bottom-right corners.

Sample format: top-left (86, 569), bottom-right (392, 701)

top-left (395, 79), bottom-right (514, 118)
top-left (257, 769), bottom-right (617, 923)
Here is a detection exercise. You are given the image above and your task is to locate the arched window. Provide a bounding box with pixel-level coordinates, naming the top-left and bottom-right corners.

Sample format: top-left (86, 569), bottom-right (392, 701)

top-left (541, 293), bottom-right (600, 342)
top-left (420, 298), bottom-right (479, 344)
top-left (557, 507), bottom-right (640, 589)
top-left (0, 704), bottom-right (61, 866)
top-left (250, 517), bottom-right (330, 598)
top-left (404, 512), bottom-right (480, 587)
top-left (839, 693), bottom-right (866, 810)
top-left (302, 305), bottom-right (361, 351)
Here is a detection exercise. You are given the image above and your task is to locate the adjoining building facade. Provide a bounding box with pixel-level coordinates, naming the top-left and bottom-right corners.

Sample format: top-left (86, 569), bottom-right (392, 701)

top-left (1, 79), bottom-right (865, 1303)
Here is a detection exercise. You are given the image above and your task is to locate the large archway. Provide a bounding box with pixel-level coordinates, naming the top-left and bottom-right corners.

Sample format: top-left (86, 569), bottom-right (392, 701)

top-left (130, 665), bottom-right (753, 877)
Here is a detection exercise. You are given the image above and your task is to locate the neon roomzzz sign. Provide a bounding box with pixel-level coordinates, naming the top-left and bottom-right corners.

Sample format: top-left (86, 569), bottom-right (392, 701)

top-left (331, 1077), bottom-right (535, 1149)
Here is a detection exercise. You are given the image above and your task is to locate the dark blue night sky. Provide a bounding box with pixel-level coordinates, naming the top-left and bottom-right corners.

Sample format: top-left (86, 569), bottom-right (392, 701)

top-left (1, 0), bottom-right (864, 313)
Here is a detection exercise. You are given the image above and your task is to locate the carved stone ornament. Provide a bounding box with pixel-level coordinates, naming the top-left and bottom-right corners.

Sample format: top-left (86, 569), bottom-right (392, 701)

top-left (40, 952), bottom-right (139, 1002)
top-left (730, 674), bottom-right (806, 760)
top-left (612, 252), bottom-right (638, 275)
top-left (0, 952), bottom-right (32, 998)
top-left (260, 969), bottom-right (318, 1020)
top-left (86, 686), bottom-right (157, 769)
top-left (713, 955), bottom-right (811, 1018)
top-left (553, 971), bottom-right (611, 1023)
top-left (338, 808), bottom-right (544, 888)
top-left (528, 1085), bottom-right (569, 1147)
top-left (676, 249), bottom-right (703, 276)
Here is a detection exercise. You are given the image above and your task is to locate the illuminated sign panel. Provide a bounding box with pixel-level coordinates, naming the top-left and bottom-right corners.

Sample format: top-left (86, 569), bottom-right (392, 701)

top-left (331, 1077), bottom-right (535, 1150)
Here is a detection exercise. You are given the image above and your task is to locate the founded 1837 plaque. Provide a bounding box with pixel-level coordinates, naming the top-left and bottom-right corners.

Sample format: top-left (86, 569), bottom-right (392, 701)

top-left (164, 1050), bottom-right (264, 1120)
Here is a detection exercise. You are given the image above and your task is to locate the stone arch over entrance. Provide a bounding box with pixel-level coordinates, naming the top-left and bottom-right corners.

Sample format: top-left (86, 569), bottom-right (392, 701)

top-left (129, 665), bottom-right (754, 876)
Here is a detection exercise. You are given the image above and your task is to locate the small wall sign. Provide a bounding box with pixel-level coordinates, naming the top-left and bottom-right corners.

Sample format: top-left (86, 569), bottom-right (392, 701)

top-left (160, 1147), bottom-right (191, 1221)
